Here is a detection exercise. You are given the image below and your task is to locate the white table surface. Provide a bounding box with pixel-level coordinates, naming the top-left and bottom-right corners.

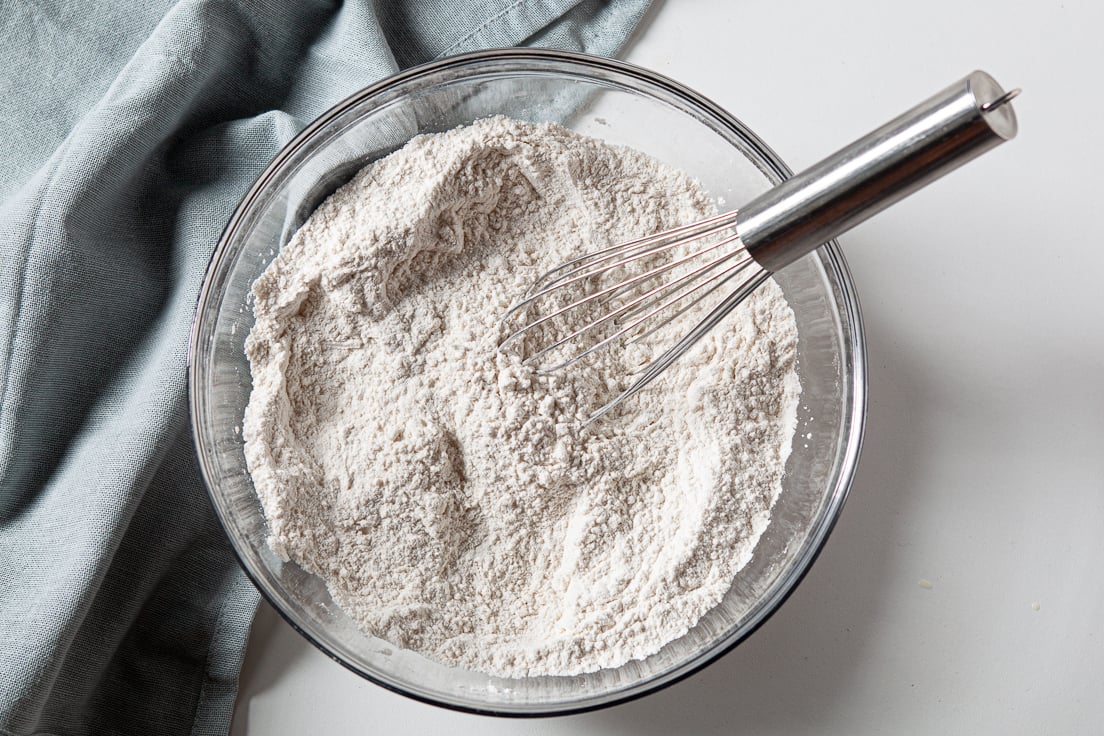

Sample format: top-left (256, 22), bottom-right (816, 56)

top-left (230, 1), bottom-right (1104, 732)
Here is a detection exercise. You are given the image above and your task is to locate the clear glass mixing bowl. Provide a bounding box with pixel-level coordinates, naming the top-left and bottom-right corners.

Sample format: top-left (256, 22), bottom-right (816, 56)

top-left (188, 48), bottom-right (866, 716)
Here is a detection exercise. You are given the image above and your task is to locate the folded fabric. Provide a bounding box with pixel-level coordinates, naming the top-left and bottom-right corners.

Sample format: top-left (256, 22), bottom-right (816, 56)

top-left (0, 1), bottom-right (651, 734)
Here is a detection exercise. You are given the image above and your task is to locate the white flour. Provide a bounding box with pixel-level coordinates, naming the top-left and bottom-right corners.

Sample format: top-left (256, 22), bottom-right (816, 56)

top-left (243, 117), bottom-right (800, 677)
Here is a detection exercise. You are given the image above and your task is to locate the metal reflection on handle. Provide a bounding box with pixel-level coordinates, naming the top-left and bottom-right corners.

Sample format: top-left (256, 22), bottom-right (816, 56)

top-left (739, 70), bottom-right (1020, 273)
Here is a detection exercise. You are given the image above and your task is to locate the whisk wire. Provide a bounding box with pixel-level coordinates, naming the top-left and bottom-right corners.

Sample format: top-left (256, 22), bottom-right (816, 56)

top-left (525, 210), bottom-right (739, 296)
top-left (584, 268), bottom-right (770, 426)
top-left (537, 256), bottom-right (760, 375)
top-left (499, 229), bottom-right (741, 350)
top-left (495, 209), bottom-right (764, 420)
top-left (592, 232), bottom-right (744, 317)
top-left (520, 234), bottom-right (747, 364)
top-left (626, 256), bottom-right (757, 345)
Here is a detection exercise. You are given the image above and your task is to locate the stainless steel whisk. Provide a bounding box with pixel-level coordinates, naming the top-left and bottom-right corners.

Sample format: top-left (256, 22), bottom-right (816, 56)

top-left (500, 70), bottom-right (1019, 423)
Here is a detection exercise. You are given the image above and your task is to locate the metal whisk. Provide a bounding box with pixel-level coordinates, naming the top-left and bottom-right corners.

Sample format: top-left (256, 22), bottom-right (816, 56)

top-left (500, 70), bottom-right (1020, 423)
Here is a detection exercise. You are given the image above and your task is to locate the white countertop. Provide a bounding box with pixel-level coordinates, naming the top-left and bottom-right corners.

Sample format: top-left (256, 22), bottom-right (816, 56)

top-left (231, 1), bottom-right (1104, 732)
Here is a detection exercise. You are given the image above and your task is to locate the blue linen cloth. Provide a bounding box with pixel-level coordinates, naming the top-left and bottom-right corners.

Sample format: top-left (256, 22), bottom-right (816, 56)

top-left (0, 1), bottom-right (651, 733)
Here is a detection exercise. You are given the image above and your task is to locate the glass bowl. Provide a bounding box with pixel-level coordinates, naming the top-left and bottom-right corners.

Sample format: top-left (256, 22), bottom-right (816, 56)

top-left (188, 48), bottom-right (866, 716)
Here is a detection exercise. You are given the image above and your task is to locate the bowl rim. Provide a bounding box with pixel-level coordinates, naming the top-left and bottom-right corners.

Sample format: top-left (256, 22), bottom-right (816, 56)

top-left (187, 46), bottom-right (868, 717)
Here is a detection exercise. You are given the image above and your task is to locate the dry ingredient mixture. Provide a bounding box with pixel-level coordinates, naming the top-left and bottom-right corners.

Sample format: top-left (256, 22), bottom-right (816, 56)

top-left (243, 117), bottom-right (800, 678)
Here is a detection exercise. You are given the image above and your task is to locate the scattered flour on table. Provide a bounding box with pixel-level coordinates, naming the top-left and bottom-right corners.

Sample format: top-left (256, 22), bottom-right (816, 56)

top-left (243, 117), bottom-right (800, 677)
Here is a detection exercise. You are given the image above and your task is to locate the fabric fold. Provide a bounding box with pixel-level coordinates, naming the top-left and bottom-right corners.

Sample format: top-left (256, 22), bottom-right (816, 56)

top-left (0, 1), bottom-right (651, 734)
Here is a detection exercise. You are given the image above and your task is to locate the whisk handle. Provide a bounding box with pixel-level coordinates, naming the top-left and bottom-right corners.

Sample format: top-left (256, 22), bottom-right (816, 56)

top-left (738, 70), bottom-right (1019, 273)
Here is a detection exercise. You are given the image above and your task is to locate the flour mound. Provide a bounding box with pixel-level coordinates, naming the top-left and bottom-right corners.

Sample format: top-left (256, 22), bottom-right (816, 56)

top-left (243, 117), bottom-right (800, 677)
